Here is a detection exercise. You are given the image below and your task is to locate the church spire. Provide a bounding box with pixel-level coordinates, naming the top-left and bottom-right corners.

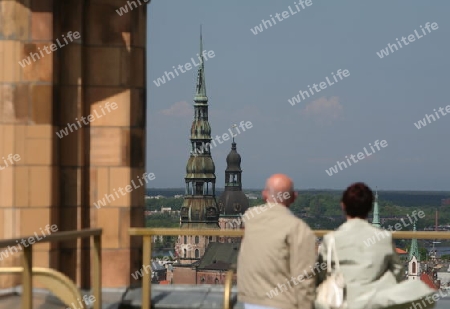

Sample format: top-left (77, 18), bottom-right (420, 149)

top-left (218, 137), bottom-right (249, 217)
top-left (409, 223), bottom-right (420, 262)
top-left (180, 28), bottom-right (218, 230)
top-left (372, 188), bottom-right (381, 228)
top-left (195, 25), bottom-right (207, 102)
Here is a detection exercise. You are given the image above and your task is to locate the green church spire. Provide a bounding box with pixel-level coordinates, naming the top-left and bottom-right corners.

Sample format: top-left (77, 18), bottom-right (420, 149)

top-left (409, 223), bottom-right (420, 261)
top-left (195, 25), bottom-right (207, 102)
top-left (372, 189), bottom-right (381, 228)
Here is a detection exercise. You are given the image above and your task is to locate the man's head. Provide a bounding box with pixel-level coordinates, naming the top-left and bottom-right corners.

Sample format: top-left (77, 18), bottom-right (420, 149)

top-left (262, 174), bottom-right (297, 207)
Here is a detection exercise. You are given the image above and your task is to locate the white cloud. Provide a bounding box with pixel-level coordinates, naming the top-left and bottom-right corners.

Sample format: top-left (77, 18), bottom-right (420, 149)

top-left (159, 101), bottom-right (192, 118)
top-left (300, 96), bottom-right (343, 124)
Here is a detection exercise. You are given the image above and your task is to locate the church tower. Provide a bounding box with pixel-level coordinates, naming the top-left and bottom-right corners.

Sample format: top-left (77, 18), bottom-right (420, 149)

top-left (218, 135), bottom-right (249, 242)
top-left (408, 223), bottom-right (420, 280)
top-left (371, 189), bottom-right (381, 228)
top-left (176, 29), bottom-right (219, 265)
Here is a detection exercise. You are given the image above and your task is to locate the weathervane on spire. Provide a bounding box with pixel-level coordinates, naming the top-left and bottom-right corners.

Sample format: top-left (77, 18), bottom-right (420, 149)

top-left (231, 124), bottom-right (237, 143)
top-left (195, 24), bottom-right (207, 98)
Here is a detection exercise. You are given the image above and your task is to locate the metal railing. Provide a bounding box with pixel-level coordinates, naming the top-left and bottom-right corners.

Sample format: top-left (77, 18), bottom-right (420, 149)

top-left (0, 228), bottom-right (102, 309)
top-left (129, 228), bottom-right (450, 309)
top-left (0, 227), bottom-right (447, 309)
top-left (129, 228), bottom-right (244, 309)
top-left (223, 265), bottom-right (236, 309)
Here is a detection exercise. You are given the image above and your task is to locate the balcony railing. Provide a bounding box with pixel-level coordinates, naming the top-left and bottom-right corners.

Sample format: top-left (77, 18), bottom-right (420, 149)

top-left (129, 228), bottom-right (450, 309)
top-left (1, 228), bottom-right (449, 309)
top-left (0, 228), bottom-right (102, 309)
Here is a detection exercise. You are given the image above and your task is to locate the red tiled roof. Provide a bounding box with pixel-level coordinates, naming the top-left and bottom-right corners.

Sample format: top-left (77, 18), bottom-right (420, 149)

top-left (420, 273), bottom-right (438, 290)
top-left (396, 248), bottom-right (407, 254)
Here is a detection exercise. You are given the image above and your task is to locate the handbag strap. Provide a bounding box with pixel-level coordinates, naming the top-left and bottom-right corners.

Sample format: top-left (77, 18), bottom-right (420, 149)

top-left (326, 233), bottom-right (340, 274)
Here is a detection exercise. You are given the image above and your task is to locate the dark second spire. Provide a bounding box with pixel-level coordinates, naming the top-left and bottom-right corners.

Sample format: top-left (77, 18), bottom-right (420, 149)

top-left (226, 142), bottom-right (242, 172)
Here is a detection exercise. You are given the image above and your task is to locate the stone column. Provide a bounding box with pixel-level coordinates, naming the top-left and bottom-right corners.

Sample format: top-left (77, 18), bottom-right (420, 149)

top-left (0, 0), bottom-right (146, 289)
top-left (0, 0), bottom-right (59, 288)
top-left (55, 0), bottom-right (147, 288)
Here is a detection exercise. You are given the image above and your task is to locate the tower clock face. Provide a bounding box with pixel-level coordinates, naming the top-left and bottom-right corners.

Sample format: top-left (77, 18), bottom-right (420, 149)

top-left (207, 207), bottom-right (216, 217)
top-left (233, 203), bottom-right (241, 212)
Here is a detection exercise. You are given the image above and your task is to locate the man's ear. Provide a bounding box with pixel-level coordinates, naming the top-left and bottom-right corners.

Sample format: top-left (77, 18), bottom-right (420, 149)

top-left (340, 202), bottom-right (345, 212)
top-left (262, 189), bottom-right (267, 201)
top-left (291, 191), bottom-right (298, 203)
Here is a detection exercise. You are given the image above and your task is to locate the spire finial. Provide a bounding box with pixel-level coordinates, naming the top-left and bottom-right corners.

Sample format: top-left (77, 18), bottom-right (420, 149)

top-left (195, 25), bottom-right (207, 100)
top-left (231, 124), bottom-right (237, 143)
top-left (409, 222), bottom-right (420, 261)
top-left (200, 24), bottom-right (203, 60)
top-left (372, 187), bottom-right (381, 228)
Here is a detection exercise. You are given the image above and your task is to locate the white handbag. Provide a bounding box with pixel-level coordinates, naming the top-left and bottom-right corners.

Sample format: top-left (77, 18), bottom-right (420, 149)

top-left (316, 234), bottom-right (347, 309)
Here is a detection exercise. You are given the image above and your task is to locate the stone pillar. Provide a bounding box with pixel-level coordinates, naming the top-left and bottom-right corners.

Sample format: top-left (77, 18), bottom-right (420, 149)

top-left (55, 0), bottom-right (147, 288)
top-left (0, 0), bottom-right (59, 288)
top-left (0, 0), bottom-right (146, 289)
top-left (83, 0), bottom-right (147, 287)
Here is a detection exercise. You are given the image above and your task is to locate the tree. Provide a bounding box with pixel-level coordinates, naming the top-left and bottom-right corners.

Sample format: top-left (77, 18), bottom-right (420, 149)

top-left (441, 254), bottom-right (450, 261)
top-left (418, 247), bottom-right (428, 261)
top-left (309, 198), bottom-right (324, 217)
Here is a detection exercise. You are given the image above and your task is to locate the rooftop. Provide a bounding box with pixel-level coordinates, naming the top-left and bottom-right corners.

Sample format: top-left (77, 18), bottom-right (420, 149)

top-left (198, 243), bottom-right (240, 270)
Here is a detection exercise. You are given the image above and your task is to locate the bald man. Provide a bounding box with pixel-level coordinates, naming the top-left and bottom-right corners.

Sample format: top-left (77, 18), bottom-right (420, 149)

top-left (237, 174), bottom-right (316, 309)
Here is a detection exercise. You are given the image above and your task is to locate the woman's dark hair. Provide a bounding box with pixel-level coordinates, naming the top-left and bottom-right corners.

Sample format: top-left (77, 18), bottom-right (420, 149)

top-left (341, 182), bottom-right (374, 218)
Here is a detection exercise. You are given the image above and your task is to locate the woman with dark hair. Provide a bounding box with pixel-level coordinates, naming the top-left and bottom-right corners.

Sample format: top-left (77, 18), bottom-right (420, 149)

top-left (315, 182), bottom-right (436, 309)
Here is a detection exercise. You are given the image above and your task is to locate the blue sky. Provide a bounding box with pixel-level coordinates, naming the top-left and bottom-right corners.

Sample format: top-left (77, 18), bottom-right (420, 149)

top-left (146, 1), bottom-right (449, 190)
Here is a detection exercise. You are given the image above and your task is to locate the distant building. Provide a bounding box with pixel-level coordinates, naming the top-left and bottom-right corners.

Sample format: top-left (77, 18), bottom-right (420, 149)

top-left (196, 242), bottom-right (239, 285)
top-left (146, 195), bottom-right (165, 199)
top-left (436, 264), bottom-right (450, 287)
top-left (172, 242), bottom-right (239, 285)
top-left (151, 235), bottom-right (164, 243)
top-left (218, 140), bottom-right (249, 242)
top-left (245, 193), bottom-right (258, 200)
top-left (175, 31), bottom-right (220, 266)
top-left (405, 224), bottom-right (438, 289)
top-left (408, 224), bottom-right (421, 281)
top-left (151, 261), bottom-right (168, 283)
top-left (161, 207), bottom-right (172, 213)
top-left (371, 190), bottom-right (381, 228)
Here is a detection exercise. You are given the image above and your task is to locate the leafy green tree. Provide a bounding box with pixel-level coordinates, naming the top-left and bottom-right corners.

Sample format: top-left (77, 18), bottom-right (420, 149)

top-left (146, 213), bottom-right (179, 228)
top-left (309, 198), bottom-right (325, 217)
top-left (441, 254), bottom-right (450, 261)
top-left (419, 247), bottom-right (428, 261)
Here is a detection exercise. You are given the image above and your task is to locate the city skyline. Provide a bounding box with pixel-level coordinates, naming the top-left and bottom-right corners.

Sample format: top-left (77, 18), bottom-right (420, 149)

top-left (146, 1), bottom-right (450, 190)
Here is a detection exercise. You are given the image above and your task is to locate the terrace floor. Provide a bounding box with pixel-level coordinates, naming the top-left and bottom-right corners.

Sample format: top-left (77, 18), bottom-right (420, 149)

top-left (0, 286), bottom-right (449, 309)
